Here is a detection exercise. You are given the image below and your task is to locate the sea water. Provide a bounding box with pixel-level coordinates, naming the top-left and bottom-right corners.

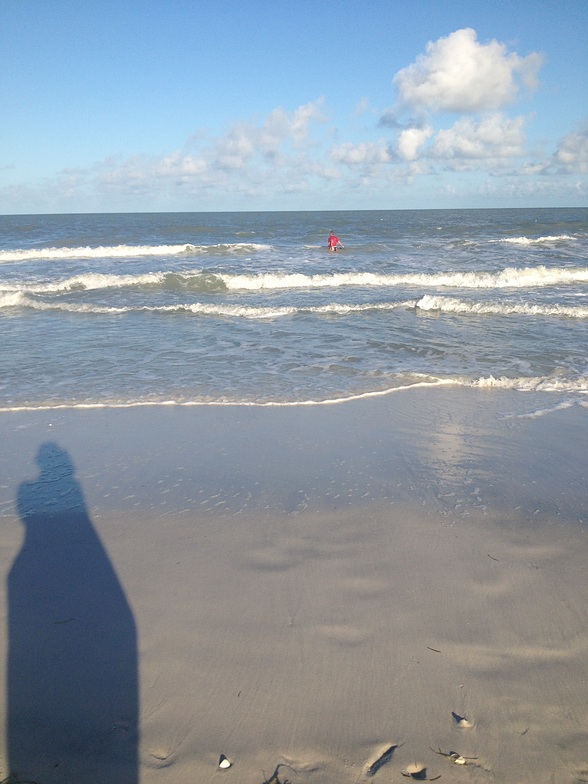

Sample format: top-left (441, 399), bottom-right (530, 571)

top-left (0, 208), bottom-right (587, 411)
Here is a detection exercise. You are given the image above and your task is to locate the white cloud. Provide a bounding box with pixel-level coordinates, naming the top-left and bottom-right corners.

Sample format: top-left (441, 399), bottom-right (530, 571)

top-left (205, 99), bottom-right (325, 171)
top-left (290, 100), bottom-right (326, 143)
top-left (396, 126), bottom-right (434, 161)
top-left (353, 97), bottom-right (372, 117)
top-left (157, 152), bottom-right (207, 177)
top-left (431, 114), bottom-right (527, 162)
top-left (40, 100), bottom-right (330, 208)
top-left (393, 28), bottom-right (542, 113)
top-left (553, 128), bottom-right (588, 173)
top-left (328, 140), bottom-right (392, 166)
top-left (214, 124), bottom-right (256, 169)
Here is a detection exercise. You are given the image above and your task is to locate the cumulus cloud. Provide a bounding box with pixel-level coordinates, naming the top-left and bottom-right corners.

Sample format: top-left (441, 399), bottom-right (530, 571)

top-left (553, 128), bottom-right (588, 173)
top-left (393, 28), bottom-right (542, 113)
top-left (0, 100), bottom-right (334, 212)
top-left (396, 126), bottom-right (434, 161)
top-left (29, 100), bottom-right (331, 208)
top-left (328, 140), bottom-right (392, 166)
top-left (210, 99), bottom-right (326, 170)
top-left (517, 126), bottom-right (588, 177)
top-left (431, 114), bottom-right (527, 161)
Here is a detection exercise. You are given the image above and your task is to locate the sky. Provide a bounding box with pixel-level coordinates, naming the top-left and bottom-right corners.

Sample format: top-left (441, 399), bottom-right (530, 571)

top-left (1, 0), bottom-right (588, 214)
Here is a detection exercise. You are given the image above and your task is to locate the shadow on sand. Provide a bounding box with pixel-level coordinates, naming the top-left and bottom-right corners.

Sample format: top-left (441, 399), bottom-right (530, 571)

top-left (7, 441), bottom-right (138, 783)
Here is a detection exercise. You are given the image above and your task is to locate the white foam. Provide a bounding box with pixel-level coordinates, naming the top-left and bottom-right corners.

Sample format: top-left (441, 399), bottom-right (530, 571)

top-left (5, 292), bottom-right (586, 321)
top-left (220, 266), bottom-right (588, 291)
top-left (472, 375), bottom-right (588, 393)
top-left (0, 291), bottom-right (25, 308)
top-left (498, 234), bottom-right (576, 245)
top-left (3, 265), bottom-right (587, 298)
top-left (0, 242), bottom-right (271, 263)
top-left (0, 374), bottom-right (585, 413)
top-left (503, 399), bottom-right (588, 419)
top-left (2, 299), bottom-right (410, 318)
top-left (416, 295), bottom-right (588, 319)
top-left (1, 272), bottom-right (166, 295)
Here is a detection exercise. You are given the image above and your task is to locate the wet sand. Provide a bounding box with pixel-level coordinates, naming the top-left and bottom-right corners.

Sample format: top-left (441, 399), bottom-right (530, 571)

top-left (0, 388), bottom-right (587, 783)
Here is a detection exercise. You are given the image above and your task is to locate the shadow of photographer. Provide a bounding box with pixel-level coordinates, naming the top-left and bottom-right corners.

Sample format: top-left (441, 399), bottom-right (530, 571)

top-left (7, 441), bottom-right (138, 783)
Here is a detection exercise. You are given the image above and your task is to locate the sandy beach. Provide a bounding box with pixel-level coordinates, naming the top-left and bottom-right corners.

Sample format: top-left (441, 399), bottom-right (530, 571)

top-left (0, 388), bottom-right (587, 783)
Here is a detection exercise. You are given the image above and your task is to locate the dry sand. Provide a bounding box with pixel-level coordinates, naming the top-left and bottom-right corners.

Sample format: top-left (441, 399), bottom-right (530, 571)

top-left (0, 388), bottom-right (587, 783)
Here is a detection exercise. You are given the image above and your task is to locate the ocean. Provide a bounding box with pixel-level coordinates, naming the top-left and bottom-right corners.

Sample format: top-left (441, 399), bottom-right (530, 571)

top-left (1, 208), bottom-right (587, 411)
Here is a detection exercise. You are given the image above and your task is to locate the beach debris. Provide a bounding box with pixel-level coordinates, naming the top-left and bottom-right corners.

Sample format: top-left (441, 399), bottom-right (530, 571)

top-left (219, 754), bottom-right (232, 769)
top-left (400, 762), bottom-right (440, 780)
top-left (366, 744), bottom-right (397, 776)
top-left (431, 747), bottom-right (477, 766)
top-left (429, 746), bottom-right (490, 773)
top-left (451, 711), bottom-right (473, 728)
top-left (431, 747), bottom-right (490, 772)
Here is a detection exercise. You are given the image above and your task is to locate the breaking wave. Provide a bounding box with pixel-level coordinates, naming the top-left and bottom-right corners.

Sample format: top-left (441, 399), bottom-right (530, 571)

top-left (415, 295), bottom-right (588, 319)
top-left (3, 293), bottom-right (587, 321)
top-left (497, 234), bottom-right (577, 245)
top-left (0, 242), bottom-right (271, 263)
top-left (2, 265), bottom-right (588, 296)
top-left (219, 266), bottom-right (588, 290)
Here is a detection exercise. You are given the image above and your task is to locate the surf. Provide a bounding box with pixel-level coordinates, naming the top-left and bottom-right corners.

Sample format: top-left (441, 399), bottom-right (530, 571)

top-left (0, 242), bottom-right (271, 263)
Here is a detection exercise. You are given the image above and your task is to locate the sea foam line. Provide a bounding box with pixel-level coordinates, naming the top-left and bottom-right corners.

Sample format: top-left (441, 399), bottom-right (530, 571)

top-left (0, 295), bottom-right (410, 317)
top-left (0, 375), bottom-right (586, 414)
top-left (3, 292), bottom-right (588, 320)
top-left (503, 399), bottom-right (588, 419)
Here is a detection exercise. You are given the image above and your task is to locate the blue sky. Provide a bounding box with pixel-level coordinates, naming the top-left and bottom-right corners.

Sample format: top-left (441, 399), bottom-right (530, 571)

top-left (1, 0), bottom-right (587, 213)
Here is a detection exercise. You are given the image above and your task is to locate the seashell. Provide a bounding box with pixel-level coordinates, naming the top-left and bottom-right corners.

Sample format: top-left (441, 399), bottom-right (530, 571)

top-left (219, 754), bottom-right (231, 769)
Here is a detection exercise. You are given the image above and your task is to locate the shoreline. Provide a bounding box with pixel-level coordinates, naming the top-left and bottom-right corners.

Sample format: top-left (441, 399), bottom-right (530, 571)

top-left (0, 375), bottom-right (586, 414)
top-left (0, 388), bottom-right (587, 783)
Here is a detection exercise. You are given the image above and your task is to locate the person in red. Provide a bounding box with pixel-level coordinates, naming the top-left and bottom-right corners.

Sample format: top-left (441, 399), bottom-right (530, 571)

top-left (327, 230), bottom-right (344, 252)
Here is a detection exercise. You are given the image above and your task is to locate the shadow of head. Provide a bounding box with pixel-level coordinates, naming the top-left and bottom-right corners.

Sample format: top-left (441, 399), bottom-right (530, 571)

top-left (18, 441), bottom-right (84, 521)
top-left (35, 441), bottom-right (75, 476)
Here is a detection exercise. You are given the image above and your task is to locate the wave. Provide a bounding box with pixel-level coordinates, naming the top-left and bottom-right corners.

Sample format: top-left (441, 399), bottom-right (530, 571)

top-left (415, 295), bottom-right (588, 319)
top-left (497, 234), bottom-right (576, 245)
top-left (0, 271), bottom-right (226, 295)
top-left (3, 290), bottom-right (587, 321)
top-left (3, 264), bottom-right (588, 297)
top-left (0, 374), bottom-right (586, 413)
top-left (0, 292), bottom-right (25, 308)
top-left (0, 294), bottom-right (411, 318)
top-left (219, 265), bottom-right (588, 290)
top-left (1, 234), bottom-right (579, 264)
top-left (0, 242), bottom-right (271, 263)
